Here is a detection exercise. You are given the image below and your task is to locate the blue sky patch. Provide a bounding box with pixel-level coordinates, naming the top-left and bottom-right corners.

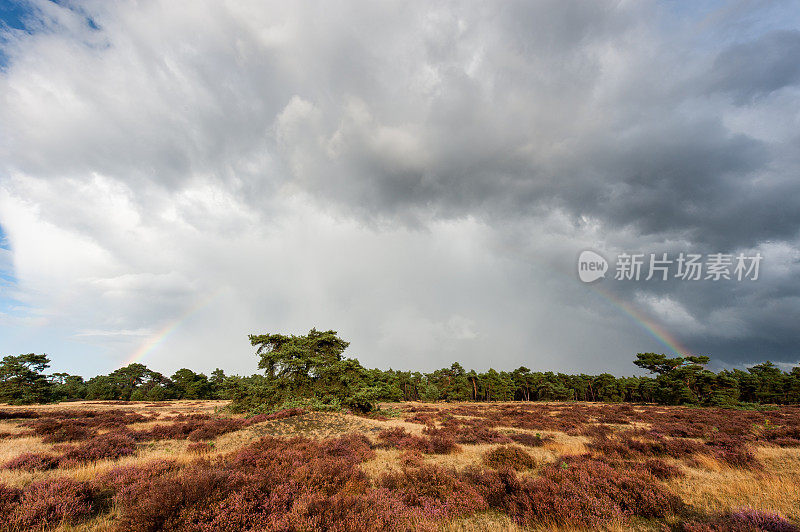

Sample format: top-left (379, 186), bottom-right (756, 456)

top-left (0, 1), bottom-right (32, 32)
top-left (0, 222), bottom-right (17, 313)
top-left (0, 222), bottom-right (9, 249)
top-left (0, 0), bottom-right (34, 68)
top-left (0, 1), bottom-right (101, 68)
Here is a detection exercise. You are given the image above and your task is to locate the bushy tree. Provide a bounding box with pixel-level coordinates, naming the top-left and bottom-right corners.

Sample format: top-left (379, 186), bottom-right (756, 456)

top-left (788, 367), bottom-right (800, 403)
top-left (747, 362), bottom-right (785, 403)
top-left (85, 374), bottom-right (119, 400)
top-left (171, 368), bottom-right (213, 399)
top-left (51, 374), bottom-right (87, 402)
top-left (85, 363), bottom-right (174, 401)
top-left (245, 328), bottom-right (374, 412)
top-left (634, 353), bottom-right (711, 405)
top-left (0, 353), bottom-right (53, 404)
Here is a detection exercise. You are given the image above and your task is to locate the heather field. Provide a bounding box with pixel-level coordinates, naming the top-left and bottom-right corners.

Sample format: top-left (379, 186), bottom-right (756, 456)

top-left (0, 401), bottom-right (799, 531)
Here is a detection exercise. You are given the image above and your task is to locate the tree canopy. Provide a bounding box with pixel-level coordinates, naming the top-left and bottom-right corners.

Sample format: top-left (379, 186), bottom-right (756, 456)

top-left (0, 353), bottom-right (53, 404)
top-left (238, 329), bottom-right (374, 412)
top-left (3, 340), bottom-right (800, 410)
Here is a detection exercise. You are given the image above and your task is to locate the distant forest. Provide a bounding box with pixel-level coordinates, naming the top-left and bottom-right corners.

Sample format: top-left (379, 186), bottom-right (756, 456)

top-left (2, 329), bottom-right (799, 411)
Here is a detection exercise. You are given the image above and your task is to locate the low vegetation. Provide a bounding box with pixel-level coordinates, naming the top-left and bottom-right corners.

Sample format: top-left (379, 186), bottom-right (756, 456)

top-left (0, 400), bottom-right (798, 530)
top-left (482, 445), bottom-right (538, 470)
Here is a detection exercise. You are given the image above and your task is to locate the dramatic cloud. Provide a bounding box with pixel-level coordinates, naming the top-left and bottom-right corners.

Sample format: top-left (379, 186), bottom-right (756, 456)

top-left (0, 0), bottom-right (798, 377)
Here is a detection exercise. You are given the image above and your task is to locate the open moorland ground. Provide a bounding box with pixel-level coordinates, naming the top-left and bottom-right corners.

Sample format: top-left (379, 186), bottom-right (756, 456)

top-left (1, 401), bottom-right (799, 531)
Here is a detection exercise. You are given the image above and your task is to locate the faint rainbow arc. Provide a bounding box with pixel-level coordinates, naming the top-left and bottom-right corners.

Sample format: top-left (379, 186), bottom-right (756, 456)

top-left (589, 283), bottom-right (692, 358)
top-left (525, 251), bottom-right (694, 358)
top-left (122, 289), bottom-right (223, 367)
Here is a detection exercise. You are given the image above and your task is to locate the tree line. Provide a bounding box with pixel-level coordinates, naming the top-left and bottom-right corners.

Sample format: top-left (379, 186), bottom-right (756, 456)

top-left (0, 354), bottom-right (225, 404)
top-left (2, 329), bottom-right (799, 410)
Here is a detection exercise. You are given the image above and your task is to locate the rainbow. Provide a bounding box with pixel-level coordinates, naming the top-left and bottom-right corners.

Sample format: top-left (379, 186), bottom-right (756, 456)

top-left (121, 289), bottom-right (223, 367)
top-left (524, 251), bottom-right (695, 358)
top-left (589, 284), bottom-right (692, 358)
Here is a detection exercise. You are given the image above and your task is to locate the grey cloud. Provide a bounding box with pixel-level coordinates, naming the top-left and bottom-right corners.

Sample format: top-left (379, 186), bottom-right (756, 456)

top-left (261, 6), bottom-right (799, 256)
top-left (710, 30), bottom-right (800, 104)
top-left (0, 0), bottom-right (798, 373)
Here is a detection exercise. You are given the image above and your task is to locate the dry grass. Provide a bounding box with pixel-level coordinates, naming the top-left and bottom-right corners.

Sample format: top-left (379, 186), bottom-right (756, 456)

top-left (213, 411), bottom-right (397, 453)
top-left (0, 420), bottom-right (28, 435)
top-left (442, 511), bottom-right (524, 531)
top-left (669, 446), bottom-right (800, 521)
top-left (529, 520), bottom-right (629, 532)
top-left (360, 448), bottom-right (405, 479)
top-left (688, 452), bottom-right (725, 472)
top-left (544, 433), bottom-right (589, 457)
top-left (0, 436), bottom-right (57, 464)
top-left (2, 400), bottom-right (799, 530)
top-left (0, 441), bottom-right (201, 488)
top-left (53, 511), bottom-right (118, 532)
top-left (0, 399), bottom-right (226, 415)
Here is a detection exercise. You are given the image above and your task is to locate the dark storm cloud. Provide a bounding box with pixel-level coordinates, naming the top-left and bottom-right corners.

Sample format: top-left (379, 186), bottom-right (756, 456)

top-left (576, 121), bottom-right (800, 250)
top-left (268, 7), bottom-right (800, 257)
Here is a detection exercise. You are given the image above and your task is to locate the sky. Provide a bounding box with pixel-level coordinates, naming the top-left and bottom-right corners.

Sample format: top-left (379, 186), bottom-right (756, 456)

top-left (0, 0), bottom-right (798, 378)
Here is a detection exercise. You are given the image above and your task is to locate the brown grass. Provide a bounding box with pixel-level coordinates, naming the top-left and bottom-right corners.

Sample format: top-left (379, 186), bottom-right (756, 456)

top-left (0, 436), bottom-right (57, 466)
top-left (442, 511), bottom-right (524, 531)
top-left (544, 433), bottom-right (590, 457)
top-left (669, 446), bottom-right (800, 521)
top-left (2, 400), bottom-right (799, 530)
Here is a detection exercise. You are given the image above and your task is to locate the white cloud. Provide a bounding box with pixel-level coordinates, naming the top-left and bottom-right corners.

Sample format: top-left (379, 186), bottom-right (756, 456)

top-left (73, 328), bottom-right (151, 338)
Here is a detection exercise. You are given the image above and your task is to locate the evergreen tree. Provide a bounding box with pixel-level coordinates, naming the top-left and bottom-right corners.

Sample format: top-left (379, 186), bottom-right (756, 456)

top-left (0, 354), bottom-right (53, 404)
top-left (246, 328), bottom-right (374, 412)
top-left (171, 368), bottom-right (214, 399)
